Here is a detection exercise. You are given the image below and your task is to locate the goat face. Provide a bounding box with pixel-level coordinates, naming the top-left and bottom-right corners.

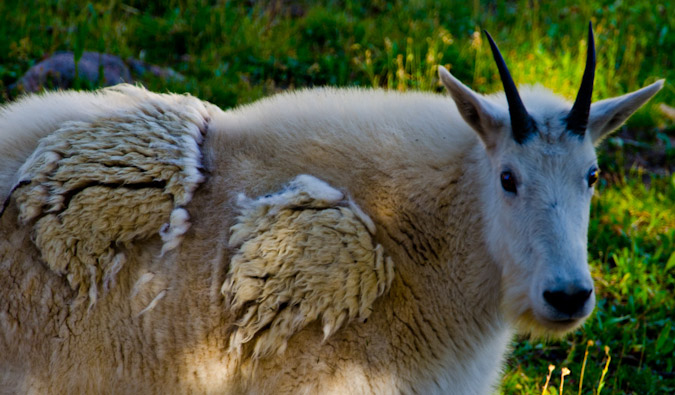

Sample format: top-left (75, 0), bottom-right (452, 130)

top-left (438, 24), bottom-right (663, 336)
top-left (481, 107), bottom-right (598, 335)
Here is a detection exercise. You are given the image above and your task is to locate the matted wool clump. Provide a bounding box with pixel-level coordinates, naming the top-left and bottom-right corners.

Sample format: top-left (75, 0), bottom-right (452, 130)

top-left (10, 85), bottom-right (209, 306)
top-left (222, 175), bottom-right (394, 358)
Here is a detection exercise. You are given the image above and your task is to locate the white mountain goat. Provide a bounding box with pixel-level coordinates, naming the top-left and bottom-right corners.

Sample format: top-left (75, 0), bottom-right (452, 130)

top-left (0, 24), bottom-right (663, 393)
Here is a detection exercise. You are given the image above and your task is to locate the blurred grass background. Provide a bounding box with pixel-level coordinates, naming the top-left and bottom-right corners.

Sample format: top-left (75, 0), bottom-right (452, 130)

top-left (1, 0), bottom-right (673, 393)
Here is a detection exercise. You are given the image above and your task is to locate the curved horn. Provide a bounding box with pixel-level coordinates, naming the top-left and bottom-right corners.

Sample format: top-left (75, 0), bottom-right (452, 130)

top-left (484, 30), bottom-right (537, 144)
top-left (566, 22), bottom-right (596, 136)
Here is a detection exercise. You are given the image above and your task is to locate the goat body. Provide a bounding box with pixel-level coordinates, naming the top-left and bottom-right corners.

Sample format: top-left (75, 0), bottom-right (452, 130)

top-left (0, 40), bottom-right (662, 393)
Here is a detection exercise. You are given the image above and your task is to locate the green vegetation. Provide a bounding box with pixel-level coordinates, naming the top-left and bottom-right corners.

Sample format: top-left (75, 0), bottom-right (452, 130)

top-left (1, 0), bottom-right (673, 393)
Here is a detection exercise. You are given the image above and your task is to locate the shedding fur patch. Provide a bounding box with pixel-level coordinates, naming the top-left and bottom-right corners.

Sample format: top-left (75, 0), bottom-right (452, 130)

top-left (10, 86), bottom-right (208, 304)
top-left (222, 175), bottom-right (394, 358)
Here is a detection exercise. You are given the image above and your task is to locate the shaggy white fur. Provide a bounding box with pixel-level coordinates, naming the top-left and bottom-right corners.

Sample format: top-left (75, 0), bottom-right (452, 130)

top-left (224, 174), bottom-right (394, 358)
top-left (8, 84), bottom-right (209, 304)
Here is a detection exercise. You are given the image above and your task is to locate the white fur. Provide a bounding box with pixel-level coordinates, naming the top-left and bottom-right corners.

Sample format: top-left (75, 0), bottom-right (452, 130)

top-left (160, 208), bottom-right (192, 256)
top-left (0, 87), bottom-right (143, 202)
top-left (137, 289), bottom-right (167, 317)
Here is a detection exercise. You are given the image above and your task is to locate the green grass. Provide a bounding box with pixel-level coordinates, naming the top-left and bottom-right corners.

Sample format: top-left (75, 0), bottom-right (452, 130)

top-left (1, 1), bottom-right (673, 393)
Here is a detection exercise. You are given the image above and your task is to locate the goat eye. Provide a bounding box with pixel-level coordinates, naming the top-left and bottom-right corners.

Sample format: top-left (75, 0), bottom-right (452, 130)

top-left (588, 168), bottom-right (600, 187)
top-left (500, 171), bottom-right (517, 194)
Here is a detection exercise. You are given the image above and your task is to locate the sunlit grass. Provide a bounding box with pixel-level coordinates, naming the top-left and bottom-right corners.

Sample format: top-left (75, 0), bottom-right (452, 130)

top-left (2, 1), bottom-right (673, 128)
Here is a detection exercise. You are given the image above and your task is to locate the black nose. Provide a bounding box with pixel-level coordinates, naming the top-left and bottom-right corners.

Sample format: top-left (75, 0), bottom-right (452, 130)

top-left (543, 288), bottom-right (593, 316)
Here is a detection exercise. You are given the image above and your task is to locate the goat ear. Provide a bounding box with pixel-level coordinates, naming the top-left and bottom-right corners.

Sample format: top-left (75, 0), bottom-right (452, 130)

top-left (588, 80), bottom-right (664, 144)
top-left (438, 66), bottom-right (504, 149)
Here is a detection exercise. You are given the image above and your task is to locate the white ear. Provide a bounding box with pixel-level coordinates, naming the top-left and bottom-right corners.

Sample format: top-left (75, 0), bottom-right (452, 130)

top-left (438, 66), bottom-right (505, 149)
top-left (589, 80), bottom-right (664, 144)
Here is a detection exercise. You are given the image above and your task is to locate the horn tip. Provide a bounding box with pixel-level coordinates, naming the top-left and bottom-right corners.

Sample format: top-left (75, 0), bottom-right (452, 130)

top-left (483, 30), bottom-right (498, 50)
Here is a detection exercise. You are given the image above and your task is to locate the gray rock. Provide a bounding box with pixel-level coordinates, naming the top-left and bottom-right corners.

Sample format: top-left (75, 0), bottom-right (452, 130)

top-left (11, 52), bottom-right (185, 95)
top-left (13, 52), bottom-right (132, 93)
top-left (126, 58), bottom-right (185, 82)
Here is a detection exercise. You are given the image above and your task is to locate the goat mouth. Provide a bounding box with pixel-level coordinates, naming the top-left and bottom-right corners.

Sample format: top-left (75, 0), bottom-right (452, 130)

top-left (535, 315), bottom-right (584, 333)
top-left (547, 318), bottom-right (577, 327)
top-left (531, 301), bottom-right (594, 334)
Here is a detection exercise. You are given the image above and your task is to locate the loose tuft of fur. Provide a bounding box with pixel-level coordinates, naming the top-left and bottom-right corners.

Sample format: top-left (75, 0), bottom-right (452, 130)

top-left (9, 85), bottom-right (208, 303)
top-left (222, 175), bottom-right (394, 358)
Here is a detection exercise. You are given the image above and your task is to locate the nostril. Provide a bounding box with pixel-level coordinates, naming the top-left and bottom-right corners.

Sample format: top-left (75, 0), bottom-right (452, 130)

top-left (543, 288), bottom-right (593, 316)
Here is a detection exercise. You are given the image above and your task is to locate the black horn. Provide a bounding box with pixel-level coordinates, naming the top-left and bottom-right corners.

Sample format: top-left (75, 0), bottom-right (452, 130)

top-left (484, 30), bottom-right (537, 144)
top-left (566, 22), bottom-right (596, 136)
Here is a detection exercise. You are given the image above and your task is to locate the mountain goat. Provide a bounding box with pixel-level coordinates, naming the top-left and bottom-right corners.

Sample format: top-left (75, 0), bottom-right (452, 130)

top-left (0, 24), bottom-right (663, 394)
